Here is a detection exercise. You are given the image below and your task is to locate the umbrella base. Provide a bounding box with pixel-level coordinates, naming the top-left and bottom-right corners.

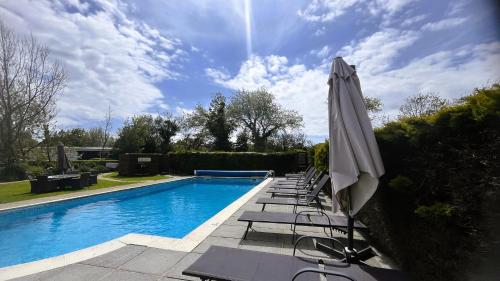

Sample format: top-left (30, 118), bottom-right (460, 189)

top-left (316, 242), bottom-right (376, 264)
top-left (344, 246), bottom-right (376, 263)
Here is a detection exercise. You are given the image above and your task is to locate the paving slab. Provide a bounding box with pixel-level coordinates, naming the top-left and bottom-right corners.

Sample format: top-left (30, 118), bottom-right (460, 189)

top-left (191, 236), bottom-right (241, 254)
top-left (210, 224), bottom-right (248, 239)
top-left (16, 263), bottom-right (113, 281)
top-left (119, 248), bottom-right (186, 276)
top-left (163, 252), bottom-right (202, 281)
top-left (81, 245), bottom-right (147, 268)
top-left (98, 269), bottom-right (159, 281)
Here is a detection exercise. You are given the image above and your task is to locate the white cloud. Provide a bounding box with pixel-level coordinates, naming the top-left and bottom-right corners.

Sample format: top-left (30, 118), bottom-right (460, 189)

top-left (400, 14), bottom-right (427, 27)
top-left (366, 0), bottom-right (416, 16)
top-left (421, 17), bottom-right (468, 31)
top-left (298, 0), bottom-right (358, 22)
top-left (359, 42), bottom-right (500, 116)
top-left (447, 0), bottom-right (469, 16)
top-left (206, 42), bottom-right (499, 138)
top-left (314, 26), bottom-right (327, 36)
top-left (310, 45), bottom-right (331, 58)
top-left (337, 28), bottom-right (420, 74)
top-left (298, 0), bottom-right (416, 22)
top-left (0, 0), bottom-right (187, 127)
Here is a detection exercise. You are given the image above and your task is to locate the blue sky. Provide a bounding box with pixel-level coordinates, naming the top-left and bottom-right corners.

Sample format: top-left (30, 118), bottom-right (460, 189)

top-left (1, 0), bottom-right (499, 143)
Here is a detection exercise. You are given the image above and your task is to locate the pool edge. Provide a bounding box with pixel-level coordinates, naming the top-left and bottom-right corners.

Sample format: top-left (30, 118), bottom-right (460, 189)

top-left (0, 177), bottom-right (272, 280)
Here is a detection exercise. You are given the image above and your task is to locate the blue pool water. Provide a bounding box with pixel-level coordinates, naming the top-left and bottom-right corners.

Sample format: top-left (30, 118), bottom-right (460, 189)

top-left (0, 177), bottom-right (261, 267)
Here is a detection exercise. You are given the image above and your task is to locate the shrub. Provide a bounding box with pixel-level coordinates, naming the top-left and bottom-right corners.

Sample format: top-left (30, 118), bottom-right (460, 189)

top-left (357, 84), bottom-right (500, 281)
top-left (71, 160), bottom-right (116, 173)
top-left (0, 164), bottom-right (26, 182)
top-left (313, 141), bottom-right (329, 172)
top-left (295, 85), bottom-right (500, 280)
top-left (23, 164), bottom-right (46, 178)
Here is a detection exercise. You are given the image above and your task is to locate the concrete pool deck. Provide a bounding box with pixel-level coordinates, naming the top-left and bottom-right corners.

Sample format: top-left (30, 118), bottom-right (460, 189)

top-left (5, 177), bottom-right (397, 281)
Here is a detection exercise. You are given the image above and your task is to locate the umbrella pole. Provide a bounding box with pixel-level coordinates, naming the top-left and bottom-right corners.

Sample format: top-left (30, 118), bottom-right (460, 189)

top-left (345, 187), bottom-right (357, 263)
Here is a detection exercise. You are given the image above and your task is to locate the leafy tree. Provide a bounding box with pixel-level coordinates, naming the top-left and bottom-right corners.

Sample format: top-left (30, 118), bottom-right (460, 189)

top-left (399, 93), bottom-right (448, 118)
top-left (55, 128), bottom-right (90, 147)
top-left (234, 129), bottom-right (249, 152)
top-left (268, 130), bottom-right (307, 152)
top-left (178, 105), bottom-right (210, 151)
top-left (364, 96), bottom-right (383, 113)
top-left (155, 113), bottom-right (180, 152)
top-left (114, 113), bottom-right (179, 153)
top-left (228, 89), bottom-right (303, 151)
top-left (114, 115), bottom-right (153, 153)
top-left (206, 94), bottom-right (233, 151)
top-left (0, 21), bottom-right (66, 170)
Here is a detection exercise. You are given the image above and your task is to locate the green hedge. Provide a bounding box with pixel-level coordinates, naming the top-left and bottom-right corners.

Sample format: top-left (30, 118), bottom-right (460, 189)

top-left (162, 152), bottom-right (305, 176)
top-left (24, 159), bottom-right (118, 175)
top-left (312, 85), bottom-right (500, 280)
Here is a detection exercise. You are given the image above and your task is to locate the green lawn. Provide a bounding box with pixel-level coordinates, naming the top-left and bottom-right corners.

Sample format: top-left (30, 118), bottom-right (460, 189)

top-left (0, 179), bottom-right (131, 204)
top-left (101, 172), bottom-right (171, 182)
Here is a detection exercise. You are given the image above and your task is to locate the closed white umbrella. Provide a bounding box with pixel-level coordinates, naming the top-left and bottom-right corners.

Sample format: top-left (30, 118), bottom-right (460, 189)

top-left (327, 56), bottom-right (385, 261)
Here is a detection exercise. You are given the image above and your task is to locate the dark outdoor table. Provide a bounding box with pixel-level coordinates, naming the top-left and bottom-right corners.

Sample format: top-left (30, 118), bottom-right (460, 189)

top-left (49, 174), bottom-right (80, 188)
top-left (48, 174), bottom-right (80, 180)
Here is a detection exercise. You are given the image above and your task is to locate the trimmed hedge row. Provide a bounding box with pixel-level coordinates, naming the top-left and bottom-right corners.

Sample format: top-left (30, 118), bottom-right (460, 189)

top-left (161, 152), bottom-right (307, 176)
top-left (311, 85), bottom-right (500, 281)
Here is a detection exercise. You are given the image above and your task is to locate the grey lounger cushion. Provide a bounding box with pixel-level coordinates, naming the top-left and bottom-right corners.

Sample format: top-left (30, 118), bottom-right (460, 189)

top-left (256, 197), bottom-right (310, 206)
top-left (182, 246), bottom-right (409, 281)
top-left (238, 211), bottom-right (366, 229)
top-left (266, 188), bottom-right (309, 195)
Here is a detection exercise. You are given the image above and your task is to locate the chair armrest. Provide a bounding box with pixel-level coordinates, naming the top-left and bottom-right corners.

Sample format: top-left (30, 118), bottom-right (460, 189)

top-left (292, 267), bottom-right (356, 281)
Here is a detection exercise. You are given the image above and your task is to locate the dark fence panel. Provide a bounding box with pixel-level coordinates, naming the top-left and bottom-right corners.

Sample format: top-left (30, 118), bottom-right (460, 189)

top-left (119, 153), bottom-right (161, 176)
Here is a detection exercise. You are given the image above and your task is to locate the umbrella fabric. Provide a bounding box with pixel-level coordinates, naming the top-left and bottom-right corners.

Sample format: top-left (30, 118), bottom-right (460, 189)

top-left (56, 143), bottom-right (69, 173)
top-left (327, 57), bottom-right (385, 215)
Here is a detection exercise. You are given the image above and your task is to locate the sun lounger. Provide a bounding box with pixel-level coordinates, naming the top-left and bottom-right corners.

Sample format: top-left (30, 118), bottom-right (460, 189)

top-left (258, 174), bottom-right (329, 212)
top-left (275, 167), bottom-right (316, 186)
top-left (182, 246), bottom-right (409, 281)
top-left (270, 169), bottom-right (318, 191)
top-left (238, 210), bottom-right (366, 241)
top-left (267, 172), bottom-right (325, 196)
top-left (284, 165), bottom-right (312, 179)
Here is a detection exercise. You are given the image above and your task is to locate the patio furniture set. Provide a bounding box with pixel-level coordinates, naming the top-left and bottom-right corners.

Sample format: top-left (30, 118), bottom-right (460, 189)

top-left (29, 172), bottom-right (97, 193)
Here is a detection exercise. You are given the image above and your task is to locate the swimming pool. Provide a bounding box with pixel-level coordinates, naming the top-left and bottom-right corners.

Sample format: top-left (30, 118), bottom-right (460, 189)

top-left (0, 177), bottom-right (262, 268)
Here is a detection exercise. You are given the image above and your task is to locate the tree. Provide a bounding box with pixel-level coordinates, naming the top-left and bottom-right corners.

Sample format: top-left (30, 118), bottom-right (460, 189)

top-left (114, 113), bottom-right (179, 153)
top-left (234, 129), bottom-right (249, 152)
top-left (155, 113), bottom-right (180, 152)
top-left (100, 105), bottom-right (113, 158)
top-left (206, 94), bottom-right (233, 151)
top-left (114, 115), bottom-right (154, 153)
top-left (55, 128), bottom-right (90, 147)
top-left (399, 93), bottom-right (448, 118)
top-left (179, 105), bottom-right (210, 151)
top-left (0, 21), bottom-right (66, 170)
top-left (228, 89), bottom-right (303, 151)
top-left (269, 130), bottom-right (307, 152)
top-left (364, 96), bottom-right (383, 113)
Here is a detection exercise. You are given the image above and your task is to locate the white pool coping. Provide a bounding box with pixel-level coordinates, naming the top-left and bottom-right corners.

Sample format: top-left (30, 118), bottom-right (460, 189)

top-left (0, 177), bottom-right (272, 280)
